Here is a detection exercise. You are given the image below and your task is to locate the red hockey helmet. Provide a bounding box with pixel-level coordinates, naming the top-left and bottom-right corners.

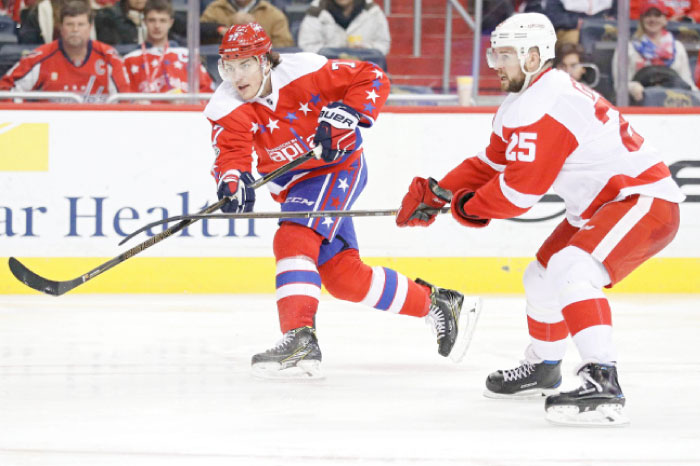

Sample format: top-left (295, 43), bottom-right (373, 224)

top-left (219, 22), bottom-right (272, 60)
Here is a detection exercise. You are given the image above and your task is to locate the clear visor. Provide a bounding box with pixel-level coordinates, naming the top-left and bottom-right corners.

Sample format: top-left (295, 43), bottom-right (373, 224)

top-left (218, 56), bottom-right (262, 81)
top-left (485, 48), bottom-right (520, 69)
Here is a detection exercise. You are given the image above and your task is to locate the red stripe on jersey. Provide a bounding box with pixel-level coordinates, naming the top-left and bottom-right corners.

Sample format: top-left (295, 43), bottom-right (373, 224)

top-left (462, 114), bottom-right (578, 219)
top-left (312, 171), bottom-right (339, 231)
top-left (580, 162), bottom-right (672, 219)
top-left (561, 298), bottom-right (612, 336)
top-left (462, 178), bottom-right (529, 219)
top-left (499, 114), bottom-right (579, 196)
top-left (485, 131), bottom-right (508, 166)
top-left (438, 156), bottom-right (499, 194)
top-left (527, 316), bottom-right (569, 341)
top-left (327, 156), bottom-right (362, 236)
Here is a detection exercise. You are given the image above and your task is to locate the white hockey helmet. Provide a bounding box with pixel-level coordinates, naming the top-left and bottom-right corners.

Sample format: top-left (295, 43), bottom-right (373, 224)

top-left (487, 13), bottom-right (556, 91)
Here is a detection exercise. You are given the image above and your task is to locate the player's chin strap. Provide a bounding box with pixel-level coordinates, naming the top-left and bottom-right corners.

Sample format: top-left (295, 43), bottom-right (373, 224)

top-left (516, 57), bottom-right (547, 94)
top-left (252, 55), bottom-right (272, 100)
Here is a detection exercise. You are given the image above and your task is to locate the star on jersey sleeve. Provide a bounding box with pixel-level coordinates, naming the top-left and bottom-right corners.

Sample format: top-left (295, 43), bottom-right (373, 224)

top-left (312, 60), bottom-right (390, 127)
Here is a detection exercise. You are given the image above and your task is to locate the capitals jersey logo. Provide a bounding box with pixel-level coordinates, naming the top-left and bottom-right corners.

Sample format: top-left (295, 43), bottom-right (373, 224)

top-left (94, 59), bottom-right (106, 76)
top-left (266, 136), bottom-right (315, 163)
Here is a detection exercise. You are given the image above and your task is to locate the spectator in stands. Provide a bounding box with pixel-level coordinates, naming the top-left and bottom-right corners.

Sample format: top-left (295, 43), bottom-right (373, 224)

top-left (18, 0), bottom-right (98, 43)
top-left (554, 42), bottom-right (586, 81)
top-left (515, 0), bottom-right (544, 13)
top-left (544, 0), bottom-right (617, 44)
top-left (631, 0), bottom-right (700, 22)
top-left (123, 0), bottom-right (213, 92)
top-left (1, 0), bottom-right (26, 23)
top-left (0, 0), bottom-right (130, 99)
top-left (17, 0), bottom-right (61, 43)
top-left (613, 0), bottom-right (697, 102)
top-left (297, 0), bottom-right (389, 55)
top-left (95, 0), bottom-right (146, 44)
top-left (481, 0), bottom-right (514, 33)
top-left (200, 0), bottom-right (293, 46)
top-left (695, 49), bottom-right (700, 86)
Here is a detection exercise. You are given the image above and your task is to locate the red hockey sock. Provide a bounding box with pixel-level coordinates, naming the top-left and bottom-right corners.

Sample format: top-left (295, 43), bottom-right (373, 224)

top-left (562, 298), bottom-right (616, 363)
top-left (273, 223), bottom-right (323, 333)
top-left (319, 249), bottom-right (430, 317)
top-left (561, 298), bottom-right (612, 337)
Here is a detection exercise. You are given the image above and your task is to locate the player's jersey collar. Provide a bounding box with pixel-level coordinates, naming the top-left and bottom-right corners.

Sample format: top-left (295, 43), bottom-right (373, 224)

top-left (529, 66), bottom-right (553, 88)
top-left (58, 39), bottom-right (93, 68)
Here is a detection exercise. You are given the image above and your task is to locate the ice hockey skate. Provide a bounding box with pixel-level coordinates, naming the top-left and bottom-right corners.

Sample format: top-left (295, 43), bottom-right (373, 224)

top-left (484, 346), bottom-right (562, 399)
top-left (545, 362), bottom-right (629, 426)
top-left (251, 326), bottom-right (323, 379)
top-left (417, 278), bottom-right (482, 363)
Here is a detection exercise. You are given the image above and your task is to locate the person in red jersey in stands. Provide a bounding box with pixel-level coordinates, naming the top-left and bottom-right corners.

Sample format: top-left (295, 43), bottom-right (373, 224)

top-left (0, 0), bottom-right (130, 101)
top-left (123, 0), bottom-right (214, 94)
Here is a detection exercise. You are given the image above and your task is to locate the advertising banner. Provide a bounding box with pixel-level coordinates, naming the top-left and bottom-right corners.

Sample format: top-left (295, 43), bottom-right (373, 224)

top-left (1, 108), bottom-right (698, 293)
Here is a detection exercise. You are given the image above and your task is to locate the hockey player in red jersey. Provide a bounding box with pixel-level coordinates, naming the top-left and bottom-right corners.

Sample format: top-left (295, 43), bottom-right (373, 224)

top-left (0, 1), bottom-right (130, 100)
top-left (397, 13), bottom-right (684, 425)
top-left (205, 23), bottom-right (481, 379)
top-left (123, 0), bottom-right (215, 93)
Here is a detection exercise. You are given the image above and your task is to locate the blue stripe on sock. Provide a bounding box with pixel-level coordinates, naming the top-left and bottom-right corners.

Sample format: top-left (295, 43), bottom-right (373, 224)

top-left (375, 268), bottom-right (398, 311)
top-left (276, 270), bottom-right (321, 288)
top-left (543, 360), bottom-right (561, 365)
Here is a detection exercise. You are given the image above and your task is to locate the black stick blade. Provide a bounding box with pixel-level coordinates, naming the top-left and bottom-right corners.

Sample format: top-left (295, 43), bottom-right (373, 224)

top-left (8, 257), bottom-right (82, 296)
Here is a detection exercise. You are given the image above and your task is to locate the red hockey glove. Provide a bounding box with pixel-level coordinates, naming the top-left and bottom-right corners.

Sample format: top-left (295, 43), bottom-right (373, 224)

top-left (217, 170), bottom-right (256, 213)
top-left (451, 188), bottom-right (490, 228)
top-left (396, 177), bottom-right (452, 227)
top-left (313, 102), bottom-right (361, 162)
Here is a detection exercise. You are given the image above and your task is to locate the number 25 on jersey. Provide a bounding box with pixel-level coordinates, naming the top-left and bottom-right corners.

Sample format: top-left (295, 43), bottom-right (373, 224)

top-left (506, 132), bottom-right (537, 162)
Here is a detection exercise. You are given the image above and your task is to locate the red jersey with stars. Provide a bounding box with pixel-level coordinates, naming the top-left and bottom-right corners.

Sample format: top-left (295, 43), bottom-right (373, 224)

top-left (0, 39), bottom-right (130, 98)
top-left (203, 52), bottom-right (389, 201)
top-left (124, 45), bottom-right (215, 93)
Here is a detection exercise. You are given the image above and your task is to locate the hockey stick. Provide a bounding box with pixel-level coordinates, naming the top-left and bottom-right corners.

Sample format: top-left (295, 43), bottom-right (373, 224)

top-left (118, 206), bottom-right (453, 245)
top-left (7, 149), bottom-right (318, 296)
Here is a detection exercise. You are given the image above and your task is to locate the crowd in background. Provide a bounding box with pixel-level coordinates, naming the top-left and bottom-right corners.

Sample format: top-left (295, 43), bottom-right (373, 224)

top-left (1, 0), bottom-right (700, 105)
top-left (0, 0), bottom-right (392, 100)
top-left (514, 0), bottom-right (700, 104)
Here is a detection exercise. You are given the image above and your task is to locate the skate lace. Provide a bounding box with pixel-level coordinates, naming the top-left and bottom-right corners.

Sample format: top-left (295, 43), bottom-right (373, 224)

top-left (580, 368), bottom-right (603, 393)
top-left (271, 331), bottom-right (294, 351)
top-left (503, 361), bottom-right (535, 382)
top-left (425, 305), bottom-right (445, 337)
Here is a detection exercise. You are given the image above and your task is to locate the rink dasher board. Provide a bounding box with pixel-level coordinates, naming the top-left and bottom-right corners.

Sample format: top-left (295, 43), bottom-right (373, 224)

top-left (1, 107), bottom-right (698, 294)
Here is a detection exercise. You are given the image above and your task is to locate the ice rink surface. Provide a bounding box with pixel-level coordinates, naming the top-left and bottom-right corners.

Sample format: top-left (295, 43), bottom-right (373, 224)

top-left (0, 293), bottom-right (698, 466)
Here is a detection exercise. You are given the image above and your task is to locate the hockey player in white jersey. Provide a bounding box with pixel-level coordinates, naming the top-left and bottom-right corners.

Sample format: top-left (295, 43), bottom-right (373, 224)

top-left (396, 13), bottom-right (685, 426)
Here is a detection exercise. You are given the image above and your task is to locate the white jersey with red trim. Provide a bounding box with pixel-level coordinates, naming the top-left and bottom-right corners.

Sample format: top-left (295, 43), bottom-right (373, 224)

top-left (203, 52), bottom-right (389, 202)
top-left (443, 68), bottom-right (685, 227)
